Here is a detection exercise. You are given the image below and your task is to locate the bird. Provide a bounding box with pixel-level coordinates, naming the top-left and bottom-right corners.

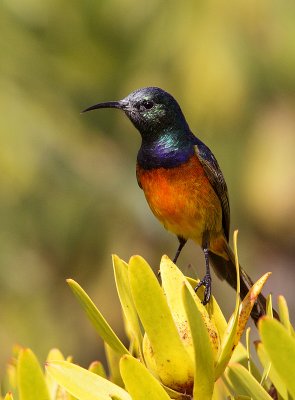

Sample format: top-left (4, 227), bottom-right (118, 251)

top-left (82, 86), bottom-right (272, 323)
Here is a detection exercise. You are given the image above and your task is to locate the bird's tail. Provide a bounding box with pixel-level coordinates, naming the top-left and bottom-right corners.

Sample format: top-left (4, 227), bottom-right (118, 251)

top-left (209, 245), bottom-right (278, 324)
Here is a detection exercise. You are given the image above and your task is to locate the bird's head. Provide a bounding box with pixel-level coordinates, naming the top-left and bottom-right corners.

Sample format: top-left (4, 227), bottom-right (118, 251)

top-left (82, 87), bottom-right (189, 140)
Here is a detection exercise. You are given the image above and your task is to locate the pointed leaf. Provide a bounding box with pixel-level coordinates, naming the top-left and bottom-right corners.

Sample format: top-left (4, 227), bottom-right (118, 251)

top-left (259, 317), bottom-right (295, 398)
top-left (234, 272), bottom-right (271, 349)
top-left (212, 378), bottom-right (231, 400)
top-left (128, 255), bottom-right (194, 392)
top-left (216, 273), bottom-right (270, 379)
top-left (245, 328), bottom-right (251, 374)
top-left (229, 342), bottom-right (262, 384)
top-left (215, 232), bottom-right (271, 379)
top-left (214, 231), bottom-right (241, 379)
top-left (112, 255), bottom-right (143, 357)
top-left (67, 279), bottom-right (129, 356)
top-left (46, 361), bottom-right (131, 400)
top-left (182, 284), bottom-right (214, 400)
top-left (161, 255), bottom-right (219, 359)
top-left (88, 361), bottom-right (107, 379)
top-left (160, 385), bottom-right (191, 399)
top-left (46, 348), bottom-right (65, 362)
top-left (17, 348), bottom-right (50, 400)
top-left (4, 394), bottom-right (14, 400)
top-left (256, 342), bottom-right (288, 400)
top-left (46, 348), bottom-right (65, 399)
top-left (266, 293), bottom-right (273, 318)
top-left (105, 343), bottom-right (124, 387)
top-left (6, 362), bottom-right (17, 391)
top-left (186, 276), bottom-right (227, 340)
top-left (226, 364), bottom-right (272, 400)
top-left (278, 295), bottom-right (294, 335)
top-left (120, 355), bottom-right (171, 400)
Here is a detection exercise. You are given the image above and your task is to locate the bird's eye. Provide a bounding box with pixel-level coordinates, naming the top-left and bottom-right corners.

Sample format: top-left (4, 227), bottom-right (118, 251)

top-left (142, 100), bottom-right (154, 110)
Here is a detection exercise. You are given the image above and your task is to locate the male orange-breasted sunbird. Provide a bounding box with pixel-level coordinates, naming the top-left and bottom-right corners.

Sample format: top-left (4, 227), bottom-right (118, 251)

top-left (83, 86), bottom-right (271, 323)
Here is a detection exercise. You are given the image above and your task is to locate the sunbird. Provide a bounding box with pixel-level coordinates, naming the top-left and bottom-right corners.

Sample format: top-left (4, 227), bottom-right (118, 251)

top-left (83, 86), bottom-right (270, 323)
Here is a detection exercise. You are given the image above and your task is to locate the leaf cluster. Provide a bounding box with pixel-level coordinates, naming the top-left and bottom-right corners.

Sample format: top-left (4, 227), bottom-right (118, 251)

top-left (1, 234), bottom-right (295, 399)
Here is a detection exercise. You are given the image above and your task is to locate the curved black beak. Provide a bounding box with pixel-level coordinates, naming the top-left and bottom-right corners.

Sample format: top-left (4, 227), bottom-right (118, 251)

top-left (82, 101), bottom-right (122, 113)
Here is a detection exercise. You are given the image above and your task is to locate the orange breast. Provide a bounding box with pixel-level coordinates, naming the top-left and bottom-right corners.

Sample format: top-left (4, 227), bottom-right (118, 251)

top-left (136, 154), bottom-right (223, 245)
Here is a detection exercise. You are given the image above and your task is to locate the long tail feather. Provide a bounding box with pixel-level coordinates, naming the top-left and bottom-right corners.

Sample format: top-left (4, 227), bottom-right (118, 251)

top-left (208, 246), bottom-right (279, 324)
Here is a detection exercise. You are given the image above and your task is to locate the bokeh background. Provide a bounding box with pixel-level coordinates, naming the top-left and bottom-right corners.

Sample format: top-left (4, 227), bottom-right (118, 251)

top-left (1, 0), bottom-right (295, 373)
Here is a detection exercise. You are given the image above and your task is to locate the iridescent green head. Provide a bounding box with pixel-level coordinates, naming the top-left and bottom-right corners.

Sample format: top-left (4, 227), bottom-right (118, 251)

top-left (82, 87), bottom-right (190, 140)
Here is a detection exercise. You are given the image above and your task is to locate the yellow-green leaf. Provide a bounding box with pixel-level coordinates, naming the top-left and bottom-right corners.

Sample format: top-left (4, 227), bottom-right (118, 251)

top-left (112, 255), bottom-right (143, 358)
top-left (88, 361), bottom-right (107, 379)
top-left (128, 255), bottom-right (194, 392)
top-left (160, 385), bottom-right (191, 399)
top-left (214, 231), bottom-right (241, 379)
top-left (105, 343), bottom-right (124, 387)
top-left (215, 232), bottom-right (271, 380)
top-left (266, 293), bottom-right (273, 318)
top-left (46, 348), bottom-right (65, 362)
top-left (4, 393), bottom-right (14, 400)
top-left (226, 364), bottom-right (272, 400)
top-left (212, 378), bottom-right (231, 400)
top-left (120, 355), bottom-right (171, 400)
top-left (6, 362), bottom-right (17, 392)
top-left (230, 342), bottom-right (262, 384)
top-left (259, 317), bottom-right (295, 398)
top-left (182, 284), bottom-right (214, 400)
top-left (160, 255), bottom-right (219, 359)
top-left (46, 348), bottom-right (65, 399)
top-left (17, 348), bottom-right (50, 400)
top-left (67, 279), bottom-right (129, 356)
top-left (234, 272), bottom-right (271, 349)
top-left (216, 272), bottom-right (270, 380)
top-left (256, 342), bottom-right (288, 400)
top-left (278, 295), bottom-right (294, 335)
top-left (46, 360), bottom-right (131, 400)
top-left (186, 276), bottom-right (227, 340)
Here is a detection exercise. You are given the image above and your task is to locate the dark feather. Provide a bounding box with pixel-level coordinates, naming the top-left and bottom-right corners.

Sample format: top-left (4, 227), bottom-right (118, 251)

top-left (194, 138), bottom-right (230, 241)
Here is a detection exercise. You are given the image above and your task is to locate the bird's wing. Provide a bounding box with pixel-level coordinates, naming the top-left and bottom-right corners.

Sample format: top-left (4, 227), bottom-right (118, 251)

top-left (194, 138), bottom-right (230, 241)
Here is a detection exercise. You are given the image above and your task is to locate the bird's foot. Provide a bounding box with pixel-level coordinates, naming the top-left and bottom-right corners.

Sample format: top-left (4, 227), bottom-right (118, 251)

top-left (194, 273), bottom-right (211, 305)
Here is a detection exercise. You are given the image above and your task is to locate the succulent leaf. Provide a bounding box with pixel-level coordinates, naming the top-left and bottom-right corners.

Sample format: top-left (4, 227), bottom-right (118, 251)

top-left (278, 295), bottom-right (294, 335)
top-left (45, 348), bottom-right (65, 399)
top-left (88, 361), bottom-right (107, 379)
top-left (226, 363), bottom-right (272, 399)
top-left (214, 231), bottom-right (241, 379)
top-left (128, 255), bottom-right (194, 392)
top-left (186, 276), bottom-right (228, 341)
top-left (256, 342), bottom-right (288, 400)
top-left (259, 316), bottom-right (295, 398)
top-left (112, 255), bottom-right (143, 359)
top-left (67, 279), bottom-right (129, 356)
top-left (160, 255), bottom-right (220, 359)
top-left (182, 284), bottom-right (215, 400)
top-left (119, 355), bottom-right (171, 400)
top-left (215, 232), bottom-right (271, 380)
top-left (105, 343), bottom-right (124, 387)
top-left (17, 348), bottom-right (50, 400)
top-left (4, 393), bottom-right (14, 400)
top-left (46, 360), bottom-right (131, 400)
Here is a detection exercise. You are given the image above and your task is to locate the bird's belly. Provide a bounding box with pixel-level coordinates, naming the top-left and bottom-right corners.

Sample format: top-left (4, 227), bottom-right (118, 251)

top-left (137, 155), bottom-right (223, 244)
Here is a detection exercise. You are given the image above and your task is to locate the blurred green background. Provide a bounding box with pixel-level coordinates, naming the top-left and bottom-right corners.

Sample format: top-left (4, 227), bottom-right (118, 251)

top-left (1, 0), bottom-right (295, 373)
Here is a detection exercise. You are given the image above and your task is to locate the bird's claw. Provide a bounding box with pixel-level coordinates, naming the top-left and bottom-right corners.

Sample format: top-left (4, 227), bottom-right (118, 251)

top-left (194, 274), bottom-right (211, 305)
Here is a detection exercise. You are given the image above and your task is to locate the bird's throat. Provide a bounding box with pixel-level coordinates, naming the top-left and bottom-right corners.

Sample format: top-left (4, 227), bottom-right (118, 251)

top-left (137, 132), bottom-right (195, 169)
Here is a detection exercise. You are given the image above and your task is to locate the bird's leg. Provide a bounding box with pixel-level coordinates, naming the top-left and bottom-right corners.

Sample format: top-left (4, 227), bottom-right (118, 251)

top-left (194, 247), bottom-right (212, 305)
top-left (158, 237), bottom-right (187, 278)
top-left (173, 236), bottom-right (187, 264)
